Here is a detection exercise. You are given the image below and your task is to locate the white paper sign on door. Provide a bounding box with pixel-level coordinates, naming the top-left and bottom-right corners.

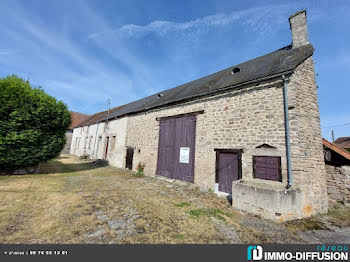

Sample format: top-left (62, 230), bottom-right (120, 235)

top-left (179, 147), bottom-right (190, 163)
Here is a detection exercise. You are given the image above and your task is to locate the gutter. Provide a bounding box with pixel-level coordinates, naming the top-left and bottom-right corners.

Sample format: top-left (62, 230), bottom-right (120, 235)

top-left (282, 75), bottom-right (293, 189)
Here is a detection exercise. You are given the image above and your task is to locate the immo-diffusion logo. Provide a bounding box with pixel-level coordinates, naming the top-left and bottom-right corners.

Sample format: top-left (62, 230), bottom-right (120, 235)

top-left (247, 245), bottom-right (263, 261)
top-left (247, 245), bottom-right (348, 261)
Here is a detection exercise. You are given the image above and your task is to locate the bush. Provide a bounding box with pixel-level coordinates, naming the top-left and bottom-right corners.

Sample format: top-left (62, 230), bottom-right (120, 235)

top-left (0, 75), bottom-right (71, 172)
top-left (135, 162), bottom-right (145, 177)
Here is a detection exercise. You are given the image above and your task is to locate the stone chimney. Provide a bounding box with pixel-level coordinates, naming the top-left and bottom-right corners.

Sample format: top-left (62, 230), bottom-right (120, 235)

top-left (289, 10), bottom-right (309, 49)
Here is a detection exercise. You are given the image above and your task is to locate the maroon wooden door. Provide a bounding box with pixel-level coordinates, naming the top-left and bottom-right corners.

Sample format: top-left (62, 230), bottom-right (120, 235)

top-left (125, 148), bottom-right (134, 170)
top-left (217, 153), bottom-right (239, 193)
top-left (157, 115), bottom-right (196, 183)
top-left (157, 118), bottom-right (176, 178)
top-left (172, 116), bottom-right (196, 182)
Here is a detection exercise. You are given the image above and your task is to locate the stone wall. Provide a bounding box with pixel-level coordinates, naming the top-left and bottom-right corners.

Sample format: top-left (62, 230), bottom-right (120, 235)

top-left (288, 56), bottom-right (328, 215)
top-left (326, 164), bottom-right (350, 202)
top-left (125, 54), bottom-right (328, 220)
top-left (70, 117), bottom-right (128, 169)
top-left (62, 130), bottom-right (73, 154)
top-left (126, 78), bottom-right (288, 189)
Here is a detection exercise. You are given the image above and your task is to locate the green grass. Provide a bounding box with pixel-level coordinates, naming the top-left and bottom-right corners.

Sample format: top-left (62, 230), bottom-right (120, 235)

top-left (285, 219), bottom-right (328, 233)
top-left (175, 202), bottom-right (190, 207)
top-left (326, 203), bottom-right (350, 227)
top-left (189, 208), bottom-right (234, 222)
top-left (177, 234), bottom-right (185, 239)
top-left (285, 203), bottom-right (350, 233)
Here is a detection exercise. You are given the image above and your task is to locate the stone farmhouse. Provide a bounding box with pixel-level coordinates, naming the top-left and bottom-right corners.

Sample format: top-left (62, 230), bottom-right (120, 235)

top-left (71, 10), bottom-right (328, 221)
top-left (62, 111), bottom-right (90, 154)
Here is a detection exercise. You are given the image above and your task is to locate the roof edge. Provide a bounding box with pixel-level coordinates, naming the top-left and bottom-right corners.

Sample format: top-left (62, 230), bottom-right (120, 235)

top-left (323, 138), bottom-right (350, 161)
top-left (110, 69), bottom-right (295, 120)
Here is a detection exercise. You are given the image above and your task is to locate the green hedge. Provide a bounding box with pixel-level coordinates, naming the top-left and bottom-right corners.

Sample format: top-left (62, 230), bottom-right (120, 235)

top-left (0, 75), bottom-right (71, 172)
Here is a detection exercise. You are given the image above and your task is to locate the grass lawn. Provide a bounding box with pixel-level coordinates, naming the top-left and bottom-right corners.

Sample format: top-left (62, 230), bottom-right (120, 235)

top-left (0, 155), bottom-right (349, 244)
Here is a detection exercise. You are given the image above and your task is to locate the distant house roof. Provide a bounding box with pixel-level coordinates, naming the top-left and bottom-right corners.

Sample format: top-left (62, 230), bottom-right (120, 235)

top-left (334, 137), bottom-right (350, 149)
top-left (73, 43), bottom-right (314, 128)
top-left (69, 111), bottom-right (90, 130)
top-left (323, 138), bottom-right (350, 161)
top-left (76, 106), bottom-right (123, 128)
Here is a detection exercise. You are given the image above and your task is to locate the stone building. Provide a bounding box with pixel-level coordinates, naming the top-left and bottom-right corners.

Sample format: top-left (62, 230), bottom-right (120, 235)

top-left (323, 138), bottom-right (350, 203)
top-left (70, 106), bottom-right (128, 168)
top-left (334, 137), bottom-right (350, 152)
top-left (62, 111), bottom-right (90, 154)
top-left (71, 10), bottom-right (328, 221)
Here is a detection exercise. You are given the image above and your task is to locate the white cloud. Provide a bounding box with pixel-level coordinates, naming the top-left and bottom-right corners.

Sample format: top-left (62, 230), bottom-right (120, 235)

top-left (89, 5), bottom-right (292, 40)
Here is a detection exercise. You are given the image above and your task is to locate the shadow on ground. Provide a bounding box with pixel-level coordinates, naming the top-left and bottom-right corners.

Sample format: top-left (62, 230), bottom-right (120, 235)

top-left (56, 155), bottom-right (71, 160)
top-left (40, 160), bottom-right (104, 174)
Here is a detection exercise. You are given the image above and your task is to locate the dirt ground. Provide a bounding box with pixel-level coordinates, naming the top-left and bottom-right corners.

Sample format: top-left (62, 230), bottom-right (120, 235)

top-left (0, 154), bottom-right (350, 244)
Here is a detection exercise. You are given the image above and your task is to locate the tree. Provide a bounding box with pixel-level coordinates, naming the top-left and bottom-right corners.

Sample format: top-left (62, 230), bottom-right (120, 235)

top-left (0, 75), bottom-right (71, 172)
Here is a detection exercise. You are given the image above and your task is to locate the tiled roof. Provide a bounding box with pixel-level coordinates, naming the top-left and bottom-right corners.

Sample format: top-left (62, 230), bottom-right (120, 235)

top-left (334, 137), bottom-right (350, 149)
top-left (69, 111), bottom-right (90, 130)
top-left (73, 43), bottom-right (315, 128)
top-left (107, 44), bottom-right (314, 120)
top-left (323, 138), bottom-right (350, 161)
top-left (75, 106), bottom-right (123, 127)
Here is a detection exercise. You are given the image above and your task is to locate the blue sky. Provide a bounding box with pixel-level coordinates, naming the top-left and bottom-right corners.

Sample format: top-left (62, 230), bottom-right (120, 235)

top-left (0, 0), bottom-right (349, 141)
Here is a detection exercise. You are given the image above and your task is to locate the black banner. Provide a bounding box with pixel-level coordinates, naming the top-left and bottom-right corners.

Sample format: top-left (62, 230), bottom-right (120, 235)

top-left (0, 244), bottom-right (348, 262)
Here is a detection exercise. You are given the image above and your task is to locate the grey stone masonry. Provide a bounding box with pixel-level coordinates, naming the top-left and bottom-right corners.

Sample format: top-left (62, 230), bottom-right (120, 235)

top-left (72, 10), bottom-right (328, 221)
top-left (325, 164), bottom-right (350, 202)
top-left (126, 54), bottom-right (328, 220)
top-left (288, 55), bottom-right (328, 215)
top-left (289, 10), bottom-right (309, 49)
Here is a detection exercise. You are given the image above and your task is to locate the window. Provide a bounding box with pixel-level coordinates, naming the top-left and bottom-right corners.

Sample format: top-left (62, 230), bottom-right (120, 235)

top-left (74, 137), bottom-right (78, 152)
top-left (84, 137), bottom-right (88, 149)
top-left (88, 136), bottom-right (93, 149)
top-left (112, 136), bottom-right (116, 150)
top-left (253, 156), bottom-right (282, 182)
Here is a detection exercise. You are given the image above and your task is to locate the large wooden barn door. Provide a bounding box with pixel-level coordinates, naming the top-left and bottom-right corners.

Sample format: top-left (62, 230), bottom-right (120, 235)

top-left (173, 116), bottom-right (196, 183)
top-left (157, 118), bottom-right (176, 178)
top-left (157, 115), bottom-right (196, 183)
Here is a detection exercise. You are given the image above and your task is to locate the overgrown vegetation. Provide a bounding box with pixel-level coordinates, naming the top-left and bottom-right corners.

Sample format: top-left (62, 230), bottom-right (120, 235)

top-left (285, 203), bottom-right (350, 233)
top-left (0, 75), bottom-right (71, 172)
top-left (1, 155), bottom-right (349, 244)
top-left (285, 218), bottom-right (328, 233)
top-left (135, 162), bottom-right (145, 177)
top-left (189, 208), bottom-right (234, 222)
top-left (325, 203), bottom-right (350, 227)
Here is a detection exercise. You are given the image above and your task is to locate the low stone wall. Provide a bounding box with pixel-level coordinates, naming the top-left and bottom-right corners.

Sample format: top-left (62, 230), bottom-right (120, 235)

top-left (231, 180), bottom-right (303, 222)
top-left (325, 164), bottom-right (350, 202)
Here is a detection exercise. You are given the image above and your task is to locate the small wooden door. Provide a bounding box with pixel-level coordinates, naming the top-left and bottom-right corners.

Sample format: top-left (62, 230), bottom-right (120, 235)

top-left (217, 152), bottom-right (240, 194)
top-left (104, 137), bottom-right (109, 159)
top-left (126, 148), bottom-right (134, 170)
